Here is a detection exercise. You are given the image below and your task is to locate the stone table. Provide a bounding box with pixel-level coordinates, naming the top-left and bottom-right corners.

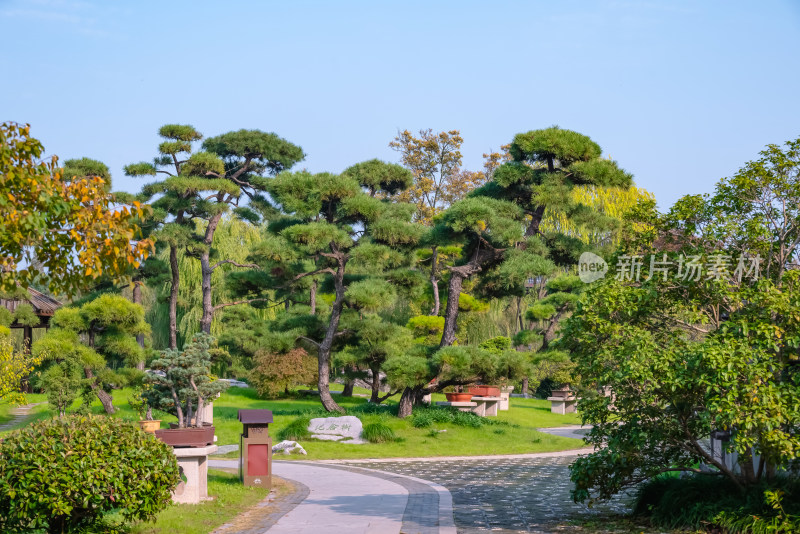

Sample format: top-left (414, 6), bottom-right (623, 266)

top-left (172, 444), bottom-right (217, 504)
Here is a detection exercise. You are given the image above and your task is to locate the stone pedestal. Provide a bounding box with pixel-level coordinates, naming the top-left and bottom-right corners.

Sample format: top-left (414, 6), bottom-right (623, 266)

top-left (499, 386), bottom-right (514, 410)
top-left (172, 444), bottom-right (217, 504)
top-left (472, 396), bottom-right (501, 416)
top-left (547, 396), bottom-right (577, 415)
top-left (436, 400), bottom-right (478, 414)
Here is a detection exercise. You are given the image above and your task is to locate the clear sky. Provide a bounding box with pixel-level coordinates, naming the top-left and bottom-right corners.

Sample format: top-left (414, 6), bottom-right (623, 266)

top-left (2, 0), bottom-right (798, 209)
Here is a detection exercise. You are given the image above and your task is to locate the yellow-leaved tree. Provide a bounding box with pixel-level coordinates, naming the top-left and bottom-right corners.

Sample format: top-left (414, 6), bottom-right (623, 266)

top-left (0, 122), bottom-right (153, 296)
top-left (0, 328), bottom-right (41, 405)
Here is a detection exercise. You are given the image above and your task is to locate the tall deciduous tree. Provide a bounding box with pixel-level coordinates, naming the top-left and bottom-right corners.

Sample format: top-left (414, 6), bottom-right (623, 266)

top-left (0, 122), bottom-right (152, 295)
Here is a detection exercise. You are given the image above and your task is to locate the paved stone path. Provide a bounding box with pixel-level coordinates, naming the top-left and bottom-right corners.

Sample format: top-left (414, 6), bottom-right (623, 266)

top-left (339, 454), bottom-right (634, 534)
top-left (0, 402), bottom-right (45, 432)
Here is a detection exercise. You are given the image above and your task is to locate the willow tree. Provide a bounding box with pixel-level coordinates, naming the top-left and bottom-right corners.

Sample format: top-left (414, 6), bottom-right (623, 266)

top-left (230, 161), bottom-right (423, 412)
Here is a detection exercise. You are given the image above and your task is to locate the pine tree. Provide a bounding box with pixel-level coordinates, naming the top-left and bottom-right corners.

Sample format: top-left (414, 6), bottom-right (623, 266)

top-left (228, 160), bottom-right (423, 412)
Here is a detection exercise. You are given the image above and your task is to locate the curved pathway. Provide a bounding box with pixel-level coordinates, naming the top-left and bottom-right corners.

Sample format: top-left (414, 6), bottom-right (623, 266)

top-left (0, 402), bottom-right (45, 432)
top-left (209, 459), bottom-right (456, 533)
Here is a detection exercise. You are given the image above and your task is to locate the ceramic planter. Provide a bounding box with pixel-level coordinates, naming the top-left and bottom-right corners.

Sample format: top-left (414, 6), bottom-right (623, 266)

top-left (137, 419), bottom-right (161, 434)
top-left (445, 392), bottom-right (473, 402)
top-left (468, 385), bottom-right (500, 397)
top-left (155, 425), bottom-right (215, 448)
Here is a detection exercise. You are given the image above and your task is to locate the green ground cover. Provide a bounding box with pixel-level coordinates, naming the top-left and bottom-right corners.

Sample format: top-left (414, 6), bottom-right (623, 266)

top-left (126, 469), bottom-right (272, 534)
top-left (1, 385), bottom-right (583, 459)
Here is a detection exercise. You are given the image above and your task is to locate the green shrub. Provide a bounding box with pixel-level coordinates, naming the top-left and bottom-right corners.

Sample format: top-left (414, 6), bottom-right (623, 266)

top-left (277, 416), bottom-right (311, 441)
top-left (409, 406), bottom-right (508, 429)
top-left (633, 474), bottom-right (800, 531)
top-left (0, 414), bottom-right (180, 533)
top-left (362, 422), bottom-right (397, 443)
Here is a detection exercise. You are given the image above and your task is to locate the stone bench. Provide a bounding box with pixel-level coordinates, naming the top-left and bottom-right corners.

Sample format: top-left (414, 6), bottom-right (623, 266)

top-left (435, 401), bottom-right (478, 414)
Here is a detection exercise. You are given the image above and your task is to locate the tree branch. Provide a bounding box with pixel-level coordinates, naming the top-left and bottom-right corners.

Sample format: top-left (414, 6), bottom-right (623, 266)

top-left (211, 259), bottom-right (260, 271)
top-left (213, 297), bottom-right (274, 312)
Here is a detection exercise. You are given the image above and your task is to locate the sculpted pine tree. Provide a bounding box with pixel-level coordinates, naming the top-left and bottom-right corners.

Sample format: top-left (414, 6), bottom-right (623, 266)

top-left (231, 160), bottom-right (422, 412)
top-left (390, 129), bottom-right (488, 313)
top-left (125, 124), bottom-right (203, 348)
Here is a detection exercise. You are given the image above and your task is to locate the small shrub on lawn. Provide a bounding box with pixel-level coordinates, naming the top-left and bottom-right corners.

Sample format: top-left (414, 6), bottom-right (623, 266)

top-left (633, 473), bottom-right (800, 531)
top-left (410, 406), bottom-right (509, 428)
top-left (362, 422), bottom-right (397, 443)
top-left (277, 416), bottom-right (310, 441)
top-left (0, 414), bottom-right (180, 533)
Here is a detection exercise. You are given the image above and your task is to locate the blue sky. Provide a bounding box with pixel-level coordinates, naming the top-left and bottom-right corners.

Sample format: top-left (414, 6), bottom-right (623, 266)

top-left (2, 0), bottom-right (798, 209)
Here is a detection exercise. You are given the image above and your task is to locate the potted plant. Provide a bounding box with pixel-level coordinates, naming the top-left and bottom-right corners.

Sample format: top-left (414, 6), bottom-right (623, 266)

top-left (144, 333), bottom-right (227, 447)
top-left (130, 385), bottom-right (161, 434)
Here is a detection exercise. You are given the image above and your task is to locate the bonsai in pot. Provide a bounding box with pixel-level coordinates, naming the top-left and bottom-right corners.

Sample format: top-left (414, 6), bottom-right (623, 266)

top-left (144, 333), bottom-right (227, 447)
top-left (130, 384), bottom-right (161, 433)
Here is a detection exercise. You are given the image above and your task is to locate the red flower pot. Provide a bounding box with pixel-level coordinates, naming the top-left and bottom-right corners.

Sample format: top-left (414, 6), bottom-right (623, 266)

top-left (155, 425), bottom-right (215, 448)
top-left (469, 385), bottom-right (500, 397)
top-left (445, 392), bottom-right (473, 402)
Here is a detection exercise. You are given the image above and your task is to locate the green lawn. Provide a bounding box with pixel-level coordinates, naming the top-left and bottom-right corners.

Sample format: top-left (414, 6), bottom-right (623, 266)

top-left (2, 384), bottom-right (584, 459)
top-left (127, 469), bottom-right (272, 534)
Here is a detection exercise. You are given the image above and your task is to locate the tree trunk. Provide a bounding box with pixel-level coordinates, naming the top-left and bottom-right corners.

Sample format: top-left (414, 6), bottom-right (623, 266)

top-left (521, 376), bottom-right (530, 398)
top-left (429, 246), bottom-right (440, 316)
top-left (200, 213), bottom-right (224, 335)
top-left (85, 368), bottom-right (115, 414)
top-left (541, 309), bottom-right (566, 351)
top-left (370, 365), bottom-right (381, 403)
top-left (342, 364), bottom-right (355, 397)
top-left (169, 245), bottom-right (179, 349)
top-left (317, 256), bottom-right (346, 413)
top-left (200, 251), bottom-right (214, 334)
top-left (132, 281), bottom-right (145, 370)
top-left (397, 386), bottom-right (416, 418)
top-left (440, 268), bottom-right (467, 347)
top-left (525, 205), bottom-right (546, 237)
top-left (310, 278), bottom-right (317, 314)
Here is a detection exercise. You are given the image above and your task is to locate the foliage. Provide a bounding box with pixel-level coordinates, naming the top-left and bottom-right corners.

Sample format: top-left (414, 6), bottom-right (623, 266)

top-left (145, 332), bottom-right (227, 428)
top-left (406, 315), bottom-right (445, 344)
top-left (40, 363), bottom-right (82, 417)
top-left (276, 416), bottom-right (311, 441)
top-left (390, 129), bottom-right (486, 224)
top-left (564, 276), bottom-right (800, 504)
top-left (11, 303), bottom-right (39, 327)
top-left (0, 334), bottom-right (41, 405)
top-left (409, 405), bottom-right (510, 429)
top-left (0, 414), bottom-right (180, 533)
top-left (362, 421), bottom-right (398, 443)
top-left (632, 474), bottom-right (800, 532)
top-left (0, 122), bottom-right (152, 295)
top-left (250, 348), bottom-right (317, 398)
top-left (34, 293), bottom-right (150, 414)
top-left (540, 185), bottom-right (654, 246)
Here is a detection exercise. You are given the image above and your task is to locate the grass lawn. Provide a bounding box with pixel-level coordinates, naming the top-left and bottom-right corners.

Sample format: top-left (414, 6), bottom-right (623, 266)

top-left (126, 469), bottom-right (274, 534)
top-left (2, 384), bottom-right (584, 459)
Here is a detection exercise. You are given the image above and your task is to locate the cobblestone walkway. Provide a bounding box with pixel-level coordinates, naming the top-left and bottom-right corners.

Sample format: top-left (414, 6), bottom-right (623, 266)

top-left (341, 456), bottom-right (634, 533)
